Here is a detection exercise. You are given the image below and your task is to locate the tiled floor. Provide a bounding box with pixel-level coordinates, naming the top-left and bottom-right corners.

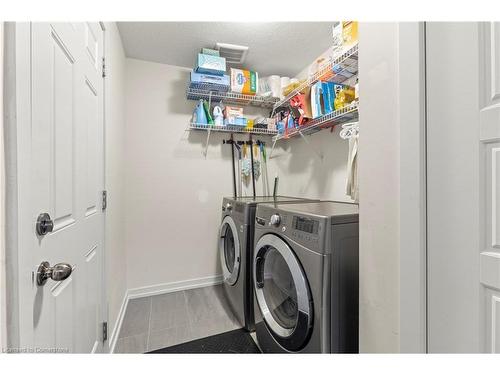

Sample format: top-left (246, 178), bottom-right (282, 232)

top-left (114, 284), bottom-right (242, 353)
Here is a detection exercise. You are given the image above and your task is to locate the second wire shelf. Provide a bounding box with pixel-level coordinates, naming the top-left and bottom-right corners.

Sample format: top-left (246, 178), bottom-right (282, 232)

top-left (272, 101), bottom-right (359, 142)
top-left (189, 123), bottom-right (278, 136)
top-left (186, 86), bottom-right (279, 108)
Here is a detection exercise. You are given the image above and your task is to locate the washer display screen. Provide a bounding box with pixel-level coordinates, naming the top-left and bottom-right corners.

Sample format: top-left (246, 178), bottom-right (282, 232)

top-left (292, 216), bottom-right (319, 234)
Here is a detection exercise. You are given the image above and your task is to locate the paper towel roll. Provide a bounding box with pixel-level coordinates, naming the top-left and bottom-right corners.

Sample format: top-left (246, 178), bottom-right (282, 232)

top-left (269, 75), bottom-right (281, 98)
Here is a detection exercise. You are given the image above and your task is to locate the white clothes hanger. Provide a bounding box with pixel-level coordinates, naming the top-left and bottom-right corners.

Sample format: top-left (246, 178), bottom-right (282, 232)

top-left (339, 121), bottom-right (359, 140)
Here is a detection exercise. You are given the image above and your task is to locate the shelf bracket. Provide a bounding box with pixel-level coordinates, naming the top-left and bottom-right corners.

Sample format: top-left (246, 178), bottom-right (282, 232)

top-left (298, 130), bottom-right (323, 160)
top-left (203, 91), bottom-right (213, 159)
top-left (203, 127), bottom-right (211, 158)
top-left (268, 138), bottom-right (278, 159)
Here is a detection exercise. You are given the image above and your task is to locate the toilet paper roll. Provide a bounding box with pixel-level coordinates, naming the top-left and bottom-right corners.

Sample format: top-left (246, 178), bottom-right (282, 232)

top-left (269, 75), bottom-right (281, 98)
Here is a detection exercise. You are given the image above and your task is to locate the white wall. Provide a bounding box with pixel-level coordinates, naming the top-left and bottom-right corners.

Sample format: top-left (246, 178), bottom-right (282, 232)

top-left (267, 130), bottom-right (352, 201)
top-left (103, 23), bottom-right (128, 343)
top-left (358, 22), bottom-right (400, 353)
top-left (426, 22), bottom-right (481, 353)
top-left (124, 59), bottom-right (235, 290)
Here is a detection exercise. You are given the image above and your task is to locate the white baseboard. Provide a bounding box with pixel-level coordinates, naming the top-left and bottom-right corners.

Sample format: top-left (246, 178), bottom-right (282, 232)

top-left (108, 291), bottom-right (129, 354)
top-left (127, 275), bottom-right (223, 300)
top-left (109, 275), bottom-right (223, 353)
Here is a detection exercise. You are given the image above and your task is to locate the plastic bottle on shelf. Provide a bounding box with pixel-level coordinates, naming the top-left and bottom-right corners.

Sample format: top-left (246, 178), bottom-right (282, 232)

top-left (192, 99), bottom-right (208, 126)
top-left (202, 100), bottom-right (214, 125)
top-left (213, 105), bottom-right (223, 126)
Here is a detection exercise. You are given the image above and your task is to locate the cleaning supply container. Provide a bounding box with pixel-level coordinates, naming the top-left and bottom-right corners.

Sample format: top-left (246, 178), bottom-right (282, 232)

top-left (193, 99), bottom-right (208, 126)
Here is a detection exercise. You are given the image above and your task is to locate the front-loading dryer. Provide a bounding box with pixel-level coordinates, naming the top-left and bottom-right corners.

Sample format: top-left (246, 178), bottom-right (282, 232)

top-left (219, 196), bottom-right (318, 332)
top-left (252, 201), bottom-right (359, 353)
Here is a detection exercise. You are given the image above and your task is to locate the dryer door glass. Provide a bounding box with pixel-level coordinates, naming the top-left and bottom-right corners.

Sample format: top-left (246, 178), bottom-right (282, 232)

top-left (223, 225), bottom-right (236, 273)
top-left (219, 216), bottom-right (241, 286)
top-left (254, 234), bottom-right (312, 351)
top-left (262, 247), bottom-right (298, 329)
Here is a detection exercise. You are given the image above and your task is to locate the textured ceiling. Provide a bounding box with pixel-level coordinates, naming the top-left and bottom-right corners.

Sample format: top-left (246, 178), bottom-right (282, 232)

top-left (116, 22), bottom-right (334, 77)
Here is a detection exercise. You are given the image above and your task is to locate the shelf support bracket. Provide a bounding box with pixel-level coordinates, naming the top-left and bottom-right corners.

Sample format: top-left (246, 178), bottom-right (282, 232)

top-left (202, 91), bottom-right (214, 159)
top-left (268, 138), bottom-right (278, 159)
top-left (298, 130), bottom-right (323, 160)
top-left (203, 127), bottom-right (211, 158)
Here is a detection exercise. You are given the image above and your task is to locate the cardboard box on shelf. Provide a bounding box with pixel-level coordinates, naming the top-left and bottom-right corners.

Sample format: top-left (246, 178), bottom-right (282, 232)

top-left (201, 48), bottom-right (220, 56)
top-left (230, 68), bottom-right (258, 95)
top-left (189, 71), bottom-right (230, 91)
top-left (195, 53), bottom-right (226, 76)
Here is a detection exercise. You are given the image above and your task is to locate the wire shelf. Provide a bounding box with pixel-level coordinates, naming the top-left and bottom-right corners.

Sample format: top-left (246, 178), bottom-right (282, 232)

top-left (186, 86), bottom-right (279, 109)
top-left (272, 101), bottom-right (359, 142)
top-left (272, 43), bottom-right (359, 112)
top-left (189, 123), bottom-right (278, 136)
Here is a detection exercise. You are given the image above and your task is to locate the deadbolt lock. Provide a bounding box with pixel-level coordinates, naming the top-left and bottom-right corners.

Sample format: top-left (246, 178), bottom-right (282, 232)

top-left (36, 213), bottom-right (54, 236)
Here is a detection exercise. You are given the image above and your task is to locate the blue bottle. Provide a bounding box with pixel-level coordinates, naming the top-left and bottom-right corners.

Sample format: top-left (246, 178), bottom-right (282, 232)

top-left (193, 99), bottom-right (208, 126)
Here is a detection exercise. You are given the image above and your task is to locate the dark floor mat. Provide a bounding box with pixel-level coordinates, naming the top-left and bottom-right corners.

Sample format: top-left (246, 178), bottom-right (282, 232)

top-left (147, 329), bottom-right (261, 354)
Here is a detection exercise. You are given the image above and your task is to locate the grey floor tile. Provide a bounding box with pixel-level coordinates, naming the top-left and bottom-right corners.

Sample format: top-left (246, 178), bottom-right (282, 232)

top-left (119, 297), bottom-right (152, 338)
top-left (117, 284), bottom-right (243, 352)
top-left (185, 285), bottom-right (242, 340)
top-left (184, 285), bottom-right (232, 325)
top-left (150, 291), bottom-right (189, 332)
top-left (147, 324), bottom-right (194, 352)
top-left (114, 332), bottom-right (148, 354)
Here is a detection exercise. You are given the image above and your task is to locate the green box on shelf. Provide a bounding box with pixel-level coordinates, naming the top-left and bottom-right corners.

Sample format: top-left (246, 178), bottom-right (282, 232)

top-left (201, 48), bottom-right (220, 57)
top-left (195, 53), bottom-right (226, 76)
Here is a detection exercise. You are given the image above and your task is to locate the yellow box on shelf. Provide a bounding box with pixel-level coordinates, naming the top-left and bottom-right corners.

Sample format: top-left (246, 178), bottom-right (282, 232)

top-left (342, 21), bottom-right (358, 48)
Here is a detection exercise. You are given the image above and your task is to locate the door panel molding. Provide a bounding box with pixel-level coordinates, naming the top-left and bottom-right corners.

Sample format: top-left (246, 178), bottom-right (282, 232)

top-left (492, 147), bottom-right (500, 248)
top-left (490, 23), bottom-right (500, 102)
top-left (480, 22), bottom-right (500, 353)
top-left (491, 295), bottom-right (500, 353)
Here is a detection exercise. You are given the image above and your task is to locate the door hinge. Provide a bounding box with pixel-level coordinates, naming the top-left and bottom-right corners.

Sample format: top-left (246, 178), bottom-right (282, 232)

top-left (102, 190), bottom-right (107, 211)
top-left (102, 57), bottom-right (106, 78)
top-left (102, 321), bottom-right (108, 342)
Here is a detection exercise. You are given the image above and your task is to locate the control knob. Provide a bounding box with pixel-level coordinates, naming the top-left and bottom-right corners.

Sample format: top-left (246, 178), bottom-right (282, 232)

top-left (269, 214), bottom-right (281, 226)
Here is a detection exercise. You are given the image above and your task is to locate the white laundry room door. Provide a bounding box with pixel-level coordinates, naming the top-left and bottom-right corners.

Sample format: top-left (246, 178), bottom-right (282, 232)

top-left (426, 22), bottom-right (500, 352)
top-left (16, 22), bottom-right (105, 353)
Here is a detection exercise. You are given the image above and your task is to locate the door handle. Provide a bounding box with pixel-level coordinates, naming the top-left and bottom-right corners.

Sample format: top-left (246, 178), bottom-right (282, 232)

top-left (36, 213), bottom-right (54, 236)
top-left (36, 261), bottom-right (72, 286)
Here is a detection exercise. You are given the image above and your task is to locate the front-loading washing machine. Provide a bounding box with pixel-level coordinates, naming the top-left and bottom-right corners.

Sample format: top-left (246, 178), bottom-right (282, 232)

top-left (252, 201), bottom-right (359, 353)
top-left (219, 196), bottom-right (318, 332)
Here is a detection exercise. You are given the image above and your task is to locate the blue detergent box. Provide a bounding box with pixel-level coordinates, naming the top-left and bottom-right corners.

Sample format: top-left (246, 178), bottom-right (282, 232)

top-left (195, 53), bottom-right (226, 76)
top-left (321, 82), bottom-right (335, 114)
top-left (224, 117), bottom-right (247, 127)
top-left (189, 71), bottom-right (230, 92)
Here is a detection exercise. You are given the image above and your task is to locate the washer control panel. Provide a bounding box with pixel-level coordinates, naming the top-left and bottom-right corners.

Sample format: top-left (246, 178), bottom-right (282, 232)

top-left (255, 205), bottom-right (326, 253)
top-left (290, 215), bottom-right (321, 246)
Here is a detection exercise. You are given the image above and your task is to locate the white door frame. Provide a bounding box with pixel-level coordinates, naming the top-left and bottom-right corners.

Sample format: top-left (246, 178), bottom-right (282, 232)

top-left (398, 22), bottom-right (428, 353)
top-left (3, 22), bottom-right (108, 351)
top-left (99, 20), bottom-right (109, 353)
top-left (0, 21), bottom-right (7, 350)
